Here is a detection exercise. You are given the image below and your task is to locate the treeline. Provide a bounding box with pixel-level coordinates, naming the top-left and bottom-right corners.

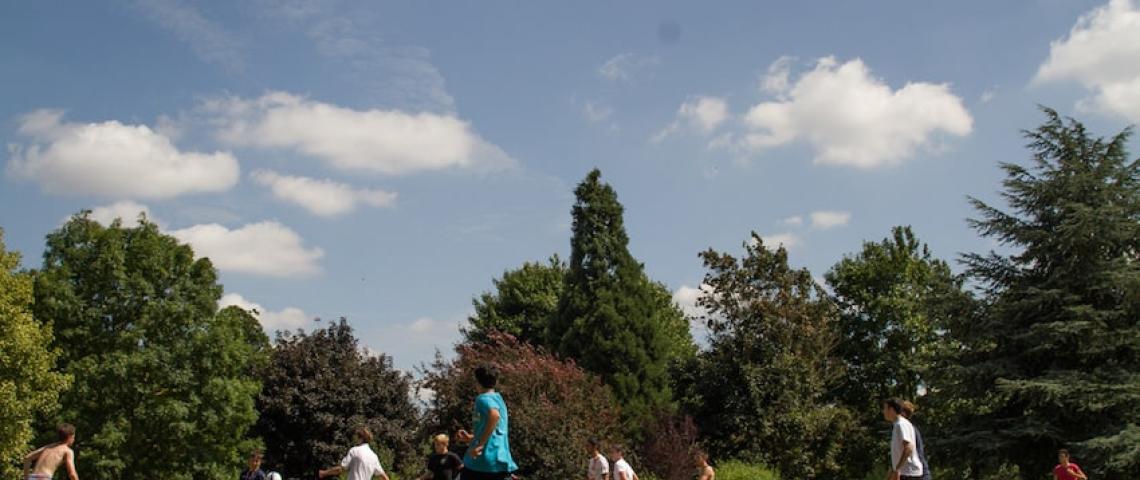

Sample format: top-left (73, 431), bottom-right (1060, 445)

top-left (1, 109), bottom-right (1138, 480)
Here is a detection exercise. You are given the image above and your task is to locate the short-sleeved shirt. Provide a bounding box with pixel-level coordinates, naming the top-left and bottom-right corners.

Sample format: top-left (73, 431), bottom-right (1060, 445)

top-left (427, 452), bottom-right (463, 480)
top-left (613, 459), bottom-right (636, 480)
top-left (890, 417), bottom-right (924, 477)
top-left (340, 443), bottom-right (385, 480)
top-left (1054, 462), bottom-right (1085, 480)
top-left (588, 453), bottom-right (610, 480)
top-left (464, 392), bottom-right (518, 473)
top-left (240, 468), bottom-right (266, 480)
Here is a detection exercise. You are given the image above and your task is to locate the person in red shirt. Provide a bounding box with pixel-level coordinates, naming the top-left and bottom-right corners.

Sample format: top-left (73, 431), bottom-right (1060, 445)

top-left (1053, 449), bottom-right (1087, 480)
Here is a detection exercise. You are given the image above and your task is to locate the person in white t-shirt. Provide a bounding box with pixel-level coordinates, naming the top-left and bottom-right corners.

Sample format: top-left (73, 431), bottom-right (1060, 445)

top-left (882, 398), bottom-right (924, 480)
top-left (608, 445), bottom-right (639, 480)
top-left (319, 426), bottom-right (390, 480)
top-left (585, 438), bottom-right (609, 480)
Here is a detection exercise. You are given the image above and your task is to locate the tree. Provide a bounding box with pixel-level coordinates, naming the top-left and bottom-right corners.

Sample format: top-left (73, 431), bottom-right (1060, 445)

top-left (675, 234), bottom-right (856, 479)
top-left (548, 169), bottom-right (695, 426)
top-left (824, 226), bottom-right (974, 476)
top-left (32, 215), bottom-right (266, 480)
top-left (257, 319), bottom-right (418, 478)
top-left (462, 256), bottom-right (566, 346)
top-left (942, 109), bottom-right (1140, 479)
top-left (0, 229), bottom-right (70, 479)
top-left (421, 332), bottom-right (624, 480)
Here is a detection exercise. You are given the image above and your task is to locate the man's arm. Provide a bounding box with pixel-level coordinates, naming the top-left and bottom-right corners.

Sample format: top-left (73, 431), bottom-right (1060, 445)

top-left (471, 407), bottom-right (501, 458)
top-left (1068, 465), bottom-right (1087, 480)
top-left (65, 448), bottom-right (79, 480)
top-left (374, 471), bottom-right (390, 480)
top-left (319, 466), bottom-right (345, 478)
top-left (23, 447), bottom-right (45, 476)
top-left (891, 442), bottom-right (914, 479)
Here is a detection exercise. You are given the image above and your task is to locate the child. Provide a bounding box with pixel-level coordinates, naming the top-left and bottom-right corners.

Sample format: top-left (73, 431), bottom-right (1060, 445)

top-left (1053, 449), bottom-right (1087, 480)
top-left (420, 434), bottom-right (463, 480)
top-left (693, 449), bottom-right (714, 480)
top-left (609, 445), bottom-right (638, 480)
top-left (22, 424), bottom-right (79, 480)
top-left (241, 450), bottom-right (266, 480)
top-left (586, 438), bottom-right (609, 480)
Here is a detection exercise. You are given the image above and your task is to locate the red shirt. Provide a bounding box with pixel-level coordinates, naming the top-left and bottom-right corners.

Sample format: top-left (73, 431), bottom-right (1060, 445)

top-left (1053, 462), bottom-right (1084, 480)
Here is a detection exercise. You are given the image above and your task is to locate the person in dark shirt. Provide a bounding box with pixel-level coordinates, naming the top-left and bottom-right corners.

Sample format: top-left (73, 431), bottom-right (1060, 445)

top-left (900, 401), bottom-right (932, 480)
top-left (420, 434), bottom-right (463, 480)
top-left (240, 450), bottom-right (267, 480)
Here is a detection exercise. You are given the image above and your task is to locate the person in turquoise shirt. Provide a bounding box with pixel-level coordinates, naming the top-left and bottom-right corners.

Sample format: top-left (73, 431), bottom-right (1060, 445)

top-left (455, 365), bottom-right (518, 480)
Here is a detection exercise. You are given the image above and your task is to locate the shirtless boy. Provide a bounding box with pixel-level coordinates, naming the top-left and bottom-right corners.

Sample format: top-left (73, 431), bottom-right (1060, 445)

top-left (23, 424), bottom-right (79, 480)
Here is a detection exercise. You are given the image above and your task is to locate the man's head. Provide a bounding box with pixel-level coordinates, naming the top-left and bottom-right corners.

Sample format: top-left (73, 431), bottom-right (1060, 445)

top-left (1058, 449), bottom-right (1071, 464)
top-left (248, 449), bottom-right (262, 470)
top-left (354, 426), bottom-right (373, 445)
top-left (57, 424), bottom-right (76, 446)
top-left (882, 398), bottom-right (905, 422)
top-left (692, 448), bottom-right (709, 467)
top-left (474, 365), bottom-right (499, 390)
top-left (608, 444), bottom-right (624, 460)
top-left (433, 434), bottom-right (449, 454)
top-left (587, 438), bottom-right (601, 454)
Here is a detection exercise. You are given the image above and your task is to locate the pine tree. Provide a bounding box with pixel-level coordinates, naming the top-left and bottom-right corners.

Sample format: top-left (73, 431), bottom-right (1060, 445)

top-left (943, 109), bottom-right (1140, 478)
top-left (548, 169), bottom-right (694, 426)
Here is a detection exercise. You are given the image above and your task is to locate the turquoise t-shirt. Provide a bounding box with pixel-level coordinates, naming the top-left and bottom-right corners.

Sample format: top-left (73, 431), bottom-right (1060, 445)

top-left (464, 392), bottom-right (518, 473)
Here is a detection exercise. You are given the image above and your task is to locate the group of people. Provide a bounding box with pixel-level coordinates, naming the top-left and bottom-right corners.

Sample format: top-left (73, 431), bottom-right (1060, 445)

top-left (882, 398), bottom-right (1087, 480)
top-left (18, 375), bottom-right (1086, 480)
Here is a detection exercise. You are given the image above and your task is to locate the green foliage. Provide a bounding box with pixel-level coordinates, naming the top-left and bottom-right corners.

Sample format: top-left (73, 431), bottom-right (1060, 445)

top-left (548, 169), bottom-right (695, 427)
top-left (715, 461), bottom-right (781, 480)
top-left (463, 256), bottom-right (567, 346)
top-left (421, 332), bottom-right (624, 480)
top-left (675, 234), bottom-right (857, 479)
top-left (942, 109), bottom-right (1140, 478)
top-left (0, 229), bottom-right (70, 479)
top-left (825, 226), bottom-right (974, 475)
top-left (257, 319), bottom-right (418, 477)
top-left (32, 215), bottom-right (266, 480)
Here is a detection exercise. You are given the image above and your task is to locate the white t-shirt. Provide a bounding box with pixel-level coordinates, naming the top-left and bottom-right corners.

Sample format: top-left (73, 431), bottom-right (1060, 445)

top-left (613, 458), bottom-right (636, 480)
top-left (588, 453), bottom-right (610, 480)
top-left (890, 417), bottom-right (924, 477)
top-left (340, 443), bottom-right (385, 480)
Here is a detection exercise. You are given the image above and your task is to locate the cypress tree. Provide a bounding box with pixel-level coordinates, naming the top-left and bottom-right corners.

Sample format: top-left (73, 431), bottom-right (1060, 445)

top-left (548, 169), bottom-right (694, 426)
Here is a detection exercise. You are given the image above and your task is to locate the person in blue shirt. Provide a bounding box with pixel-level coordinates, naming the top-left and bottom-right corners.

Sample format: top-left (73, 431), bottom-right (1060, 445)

top-left (455, 365), bottom-right (518, 480)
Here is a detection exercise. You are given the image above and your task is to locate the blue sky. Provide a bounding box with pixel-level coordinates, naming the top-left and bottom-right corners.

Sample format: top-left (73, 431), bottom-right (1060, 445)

top-left (3, 0), bottom-right (1139, 371)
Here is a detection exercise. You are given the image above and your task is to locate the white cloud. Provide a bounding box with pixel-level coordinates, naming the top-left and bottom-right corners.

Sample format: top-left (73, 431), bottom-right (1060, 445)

top-left (762, 55), bottom-right (796, 96)
top-left (7, 110), bottom-right (239, 198)
top-left (204, 92), bottom-right (514, 175)
top-left (582, 101), bottom-right (613, 123)
top-left (219, 292), bottom-right (311, 333)
top-left (598, 52), bottom-right (660, 82)
top-left (1034, 0), bottom-right (1140, 122)
top-left (652, 96), bottom-right (730, 143)
top-left (759, 232), bottom-right (799, 250)
top-left (980, 87), bottom-right (998, 104)
top-left (86, 201), bottom-right (161, 227)
top-left (251, 170), bottom-right (396, 217)
top-left (782, 215), bottom-right (804, 227)
top-left (741, 56), bottom-right (973, 168)
top-left (809, 210), bottom-right (851, 229)
top-left (130, 0), bottom-right (244, 71)
top-left (171, 221), bottom-right (324, 277)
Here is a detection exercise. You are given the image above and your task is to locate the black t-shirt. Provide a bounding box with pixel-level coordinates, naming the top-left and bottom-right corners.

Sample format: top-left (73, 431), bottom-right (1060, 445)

top-left (426, 452), bottom-right (463, 480)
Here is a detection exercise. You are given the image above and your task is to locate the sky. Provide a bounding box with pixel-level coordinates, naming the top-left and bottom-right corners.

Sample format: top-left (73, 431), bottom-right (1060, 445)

top-left (3, 0), bottom-right (1139, 372)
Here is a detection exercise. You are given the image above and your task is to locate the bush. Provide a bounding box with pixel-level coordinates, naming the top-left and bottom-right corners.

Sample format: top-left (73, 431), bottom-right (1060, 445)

top-left (640, 413), bottom-right (700, 480)
top-left (715, 461), bottom-right (780, 480)
top-left (421, 332), bottom-right (624, 480)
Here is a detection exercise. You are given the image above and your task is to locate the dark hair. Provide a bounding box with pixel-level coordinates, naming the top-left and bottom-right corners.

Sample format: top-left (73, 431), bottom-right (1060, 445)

top-left (250, 449), bottom-right (263, 460)
top-left (693, 448), bottom-right (709, 462)
top-left (57, 424), bottom-right (75, 442)
top-left (610, 444), bottom-right (625, 455)
top-left (1058, 449), bottom-right (1070, 457)
top-left (882, 398), bottom-right (905, 414)
top-left (474, 365), bottom-right (499, 389)
top-left (588, 438), bottom-right (601, 450)
top-left (355, 426), bottom-right (373, 443)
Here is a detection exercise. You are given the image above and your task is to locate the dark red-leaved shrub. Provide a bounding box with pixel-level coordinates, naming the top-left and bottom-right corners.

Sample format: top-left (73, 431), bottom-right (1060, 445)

top-left (641, 413), bottom-right (701, 480)
top-left (420, 332), bottom-right (623, 480)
